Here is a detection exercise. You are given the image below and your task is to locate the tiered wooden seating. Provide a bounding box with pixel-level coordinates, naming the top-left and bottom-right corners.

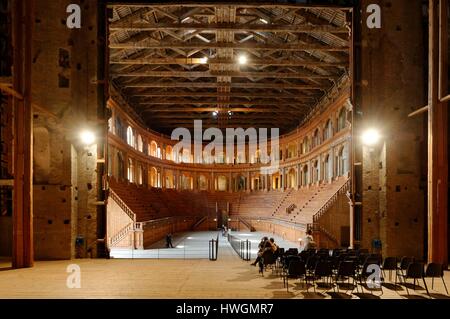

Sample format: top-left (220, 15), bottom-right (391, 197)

top-left (236, 191), bottom-right (286, 217)
top-left (109, 178), bottom-right (215, 222)
top-left (287, 177), bottom-right (349, 225)
top-left (109, 177), bottom-right (349, 226)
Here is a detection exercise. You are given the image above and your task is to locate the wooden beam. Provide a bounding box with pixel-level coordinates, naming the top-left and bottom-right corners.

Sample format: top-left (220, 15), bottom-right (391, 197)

top-left (135, 99), bottom-right (310, 106)
top-left (0, 179), bottom-right (14, 186)
top-left (109, 41), bottom-right (348, 51)
top-left (110, 57), bottom-right (347, 67)
top-left (130, 92), bottom-right (318, 99)
top-left (123, 82), bottom-right (325, 89)
top-left (107, 3), bottom-right (352, 10)
top-left (109, 22), bottom-right (350, 34)
top-left (145, 113), bottom-right (296, 119)
top-left (111, 70), bottom-right (337, 79)
top-left (408, 105), bottom-right (429, 118)
top-left (139, 107), bottom-right (306, 113)
top-left (0, 83), bottom-right (24, 99)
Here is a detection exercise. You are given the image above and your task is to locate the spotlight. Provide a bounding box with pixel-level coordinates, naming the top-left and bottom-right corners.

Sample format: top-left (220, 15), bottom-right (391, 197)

top-left (80, 130), bottom-right (95, 145)
top-left (238, 55), bottom-right (247, 65)
top-left (362, 129), bottom-right (381, 146)
top-left (228, 110), bottom-right (232, 116)
top-left (199, 57), bottom-right (208, 64)
top-left (212, 111), bottom-right (218, 117)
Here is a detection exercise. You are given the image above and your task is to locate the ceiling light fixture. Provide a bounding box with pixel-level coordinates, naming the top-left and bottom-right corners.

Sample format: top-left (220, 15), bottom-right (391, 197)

top-left (79, 130), bottom-right (95, 145)
top-left (362, 128), bottom-right (381, 146)
top-left (238, 55), bottom-right (247, 65)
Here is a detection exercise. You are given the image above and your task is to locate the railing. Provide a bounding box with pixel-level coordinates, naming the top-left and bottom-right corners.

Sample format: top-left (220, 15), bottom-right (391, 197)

top-left (237, 217), bottom-right (255, 232)
top-left (209, 233), bottom-right (219, 261)
top-left (308, 223), bottom-right (339, 246)
top-left (109, 189), bottom-right (136, 222)
top-left (192, 216), bottom-right (208, 230)
top-left (110, 222), bottom-right (134, 247)
top-left (235, 216), bottom-right (308, 231)
top-left (227, 233), bottom-right (251, 261)
top-left (312, 179), bottom-right (350, 223)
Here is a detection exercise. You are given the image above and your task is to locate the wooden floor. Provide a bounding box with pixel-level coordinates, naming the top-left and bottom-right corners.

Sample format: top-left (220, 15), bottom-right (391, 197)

top-left (0, 232), bottom-right (449, 299)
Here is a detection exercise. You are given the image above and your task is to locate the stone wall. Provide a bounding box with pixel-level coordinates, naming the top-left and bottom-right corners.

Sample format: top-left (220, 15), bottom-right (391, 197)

top-left (31, 0), bottom-right (104, 259)
top-left (358, 0), bottom-right (426, 259)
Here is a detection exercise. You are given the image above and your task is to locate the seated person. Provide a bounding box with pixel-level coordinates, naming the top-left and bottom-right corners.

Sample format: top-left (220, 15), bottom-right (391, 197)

top-left (250, 237), bottom-right (275, 266)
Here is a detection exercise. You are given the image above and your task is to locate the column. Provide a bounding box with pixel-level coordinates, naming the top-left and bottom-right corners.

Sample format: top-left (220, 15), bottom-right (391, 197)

top-left (307, 160), bottom-right (312, 186)
top-left (428, 0), bottom-right (449, 265)
top-left (318, 154), bottom-right (322, 184)
top-left (161, 166), bottom-right (165, 189)
top-left (12, 0), bottom-right (33, 268)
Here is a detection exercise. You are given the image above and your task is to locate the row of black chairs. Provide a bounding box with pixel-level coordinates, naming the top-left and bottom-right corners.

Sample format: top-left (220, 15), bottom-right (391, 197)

top-left (258, 248), bottom-right (448, 297)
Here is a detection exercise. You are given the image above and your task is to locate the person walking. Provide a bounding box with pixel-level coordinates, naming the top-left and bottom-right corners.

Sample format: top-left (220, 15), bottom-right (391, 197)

top-left (166, 233), bottom-right (174, 248)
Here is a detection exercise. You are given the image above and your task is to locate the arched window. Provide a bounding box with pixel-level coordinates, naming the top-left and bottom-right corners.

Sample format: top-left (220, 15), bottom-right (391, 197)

top-left (313, 129), bottom-right (320, 148)
top-left (149, 167), bottom-right (158, 188)
top-left (126, 126), bottom-right (134, 147)
top-left (338, 108), bottom-right (347, 131)
top-left (302, 137), bottom-right (309, 154)
top-left (313, 160), bottom-right (319, 183)
top-left (137, 134), bottom-right (143, 152)
top-left (108, 117), bottom-right (113, 133)
top-left (217, 175), bottom-right (227, 191)
top-left (127, 158), bottom-right (134, 183)
top-left (302, 165), bottom-right (309, 186)
top-left (137, 164), bottom-right (143, 185)
top-left (115, 117), bottom-right (124, 140)
top-left (324, 154), bottom-right (331, 182)
top-left (237, 152), bottom-right (245, 164)
top-left (116, 152), bottom-right (124, 180)
top-left (198, 175), bottom-right (208, 191)
top-left (338, 146), bottom-right (346, 176)
top-left (182, 149), bottom-right (191, 163)
top-left (324, 119), bottom-right (332, 140)
top-left (150, 141), bottom-right (158, 157)
top-left (165, 145), bottom-right (173, 161)
top-left (157, 147), bottom-right (161, 159)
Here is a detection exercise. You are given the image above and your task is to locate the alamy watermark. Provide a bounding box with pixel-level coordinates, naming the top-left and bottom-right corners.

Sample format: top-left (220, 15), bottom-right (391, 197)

top-left (66, 264), bottom-right (81, 289)
top-left (171, 120), bottom-right (280, 174)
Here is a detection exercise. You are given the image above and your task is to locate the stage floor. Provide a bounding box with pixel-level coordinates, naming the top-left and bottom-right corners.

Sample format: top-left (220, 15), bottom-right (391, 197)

top-left (0, 231), bottom-right (448, 299)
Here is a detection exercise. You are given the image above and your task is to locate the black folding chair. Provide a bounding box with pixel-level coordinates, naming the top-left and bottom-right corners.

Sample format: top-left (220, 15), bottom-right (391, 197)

top-left (356, 262), bottom-right (384, 296)
top-left (334, 261), bottom-right (357, 293)
top-left (398, 262), bottom-right (429, 297)
top-left (259, 250), bottom-right (276, 276)
top-left (283, 260), bottom-right (307, 292)
top-left (306, 255), bottom-right (320, 276)
top-left (425, 263), bottom-right (448, 295)
top-left (381, 257), bottom-right (398, 283)
top-left (282, 255), bottom-right (302, 278)
top-left (313, 261), bottom-right (333, 292)
top-left (397, 256), bottom-right (415, 283)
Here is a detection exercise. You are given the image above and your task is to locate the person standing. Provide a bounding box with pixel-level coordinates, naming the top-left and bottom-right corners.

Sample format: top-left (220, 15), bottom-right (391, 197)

top-left (166, 233), bottom-right (174, 248)
top-left (302, 230), bottom-right (316, 251)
